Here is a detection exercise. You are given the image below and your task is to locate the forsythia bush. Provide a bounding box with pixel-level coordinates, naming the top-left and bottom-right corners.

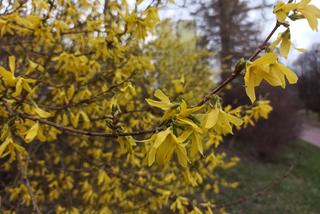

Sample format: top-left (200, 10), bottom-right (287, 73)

top-left (0, 0), bottom-right (319, 213)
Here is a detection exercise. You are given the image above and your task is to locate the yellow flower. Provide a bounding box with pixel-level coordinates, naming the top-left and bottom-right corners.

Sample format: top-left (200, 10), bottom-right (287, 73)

top-left (172, 75), bottom-right (185, 94)
top-left (189, 131), bottom-right (203, 158)
top-left (202, 107), bottom-right (243, 135)
top-left (252, 100), bottom-right (273, 120)
top-left (0, 56), bottom-right (17, 86)
top-left (34, 106), bottom-right (52, 118)
top-left (146, 89), bottom-right (175, 111)
top-left (175, 101), bottom-right (204, 158)
top-left (269, 30), bottom-right (305, 59)
top-left (147, 128), bottom-right (190, 168)
top-left (273, 1), bottom-right (297, 22)
top-left (279, 31), bottom-right (291, 58)
top-left (0, 56), bottom-right (35, 97)
top-left (297, 0), bottom-right (320, 31)
top-left (243, 100), bottom-right (273, 127)
top-left (146, 89), bottom-right (179, 119)
top-left (274, 0), bottom-right (320, 31)
top-left (0, 134), bottom-right (26, 161)
top-left (270, 30), bottom-right (292, 59)
top-left (177, 100), bottom-right (203, 118)
top-left (24, 121), bottom-right (40, 143)
top-left (244, 53), bottom-right (298, 103)
top-left (176, 100), bottom-right (203, 133)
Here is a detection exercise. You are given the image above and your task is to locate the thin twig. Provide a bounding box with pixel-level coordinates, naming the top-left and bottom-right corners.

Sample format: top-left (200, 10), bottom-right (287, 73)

top-left (197, 22), bottom-right (281, 107)
top-left (18, 111), bottom-right (162, 137)
top-left (17, 154), bottom-right (42, 214)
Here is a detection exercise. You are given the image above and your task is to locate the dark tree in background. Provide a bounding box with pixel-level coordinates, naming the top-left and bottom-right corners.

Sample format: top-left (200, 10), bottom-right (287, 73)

top-left (191, 0), bottom-right (301, 159)
top-left (192, 0), bottom-right (270, 72)
top-left (294, 44), bottom-right (320, 120)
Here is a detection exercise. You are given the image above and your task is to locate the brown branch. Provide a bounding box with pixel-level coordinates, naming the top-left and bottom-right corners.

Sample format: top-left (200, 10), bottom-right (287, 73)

top-left (13, 77), bottom-right (130, 111)
top-left (3, 98), bottom-right (161, 138)
top-left (17, 154), bottom-right (42, 214)
top-left (103, 0), bottom-right (108, 15)
top-left (17, 111), bottom-right (162, 137)
top-left (196, 22), bottom-right (281, 107)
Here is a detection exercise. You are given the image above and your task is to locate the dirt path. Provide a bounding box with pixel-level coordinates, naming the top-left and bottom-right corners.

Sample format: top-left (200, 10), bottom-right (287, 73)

top-left (300, 123), bottom-right (320, 148)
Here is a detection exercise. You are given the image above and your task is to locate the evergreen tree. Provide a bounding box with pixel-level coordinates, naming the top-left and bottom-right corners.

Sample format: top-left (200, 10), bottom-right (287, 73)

top-left (192, 0), bottom-right (269, 72)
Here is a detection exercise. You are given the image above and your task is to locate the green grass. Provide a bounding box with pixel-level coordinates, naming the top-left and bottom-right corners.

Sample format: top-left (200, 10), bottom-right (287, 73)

top-left (214, 140), bottom-right (320, 214)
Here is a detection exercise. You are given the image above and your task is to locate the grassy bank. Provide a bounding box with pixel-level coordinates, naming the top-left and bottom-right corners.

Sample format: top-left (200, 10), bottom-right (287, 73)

top-left (215, 140), bottom-right (320, 214)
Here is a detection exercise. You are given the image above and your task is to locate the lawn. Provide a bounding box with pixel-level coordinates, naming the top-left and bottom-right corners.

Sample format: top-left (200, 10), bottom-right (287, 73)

top-left (215, 140), bottom-right (320, 214)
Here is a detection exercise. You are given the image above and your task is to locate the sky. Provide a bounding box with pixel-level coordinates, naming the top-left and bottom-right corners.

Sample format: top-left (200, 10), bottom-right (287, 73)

top-left (287, 0), bottom-right (320, 44)
top-left (158, 0), bottom-right (320, 63)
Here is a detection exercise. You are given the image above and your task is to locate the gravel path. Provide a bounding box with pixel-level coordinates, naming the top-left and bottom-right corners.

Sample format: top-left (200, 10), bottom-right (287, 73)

top-left (300, 123), bottom-right (320, 148)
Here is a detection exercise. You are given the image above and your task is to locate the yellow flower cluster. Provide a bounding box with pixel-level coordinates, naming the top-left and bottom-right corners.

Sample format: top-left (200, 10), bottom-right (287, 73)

top-left (244, 53), bottom-right (298, 103)
top-left (274, 0), bottom-right (320, 31)
top-left (146, 90), bottom-right (250, 169)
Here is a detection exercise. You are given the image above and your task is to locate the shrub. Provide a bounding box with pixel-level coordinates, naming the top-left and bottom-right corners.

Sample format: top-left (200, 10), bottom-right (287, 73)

top-left (0, 0), bottom-right (317, 213)
top-left (223, 83), bottom-right (302, 160)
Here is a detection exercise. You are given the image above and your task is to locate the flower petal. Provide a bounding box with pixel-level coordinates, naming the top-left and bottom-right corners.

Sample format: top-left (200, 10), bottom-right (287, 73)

top-left (154, 89), bottom-right (170, 103)
top-left (244, 68), bottom-right (256, 103)
top-left (9, 56), bottom-right (15, 72)
top-left (204, 108), bottom-right (219, 129)
top-left (276, 63), bottom-right (298, 84)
